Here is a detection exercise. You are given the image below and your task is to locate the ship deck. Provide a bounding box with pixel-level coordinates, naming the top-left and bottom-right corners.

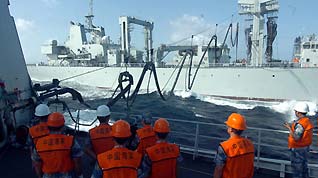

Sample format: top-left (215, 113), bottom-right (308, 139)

top-left (0, 125), bottom-right (297, 178)
top-left (0, 144), bottom-right (290, 178)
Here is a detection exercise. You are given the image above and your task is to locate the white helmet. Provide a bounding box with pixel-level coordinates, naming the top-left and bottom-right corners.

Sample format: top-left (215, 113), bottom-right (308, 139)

top-left (35, 104), bottom-right (51, 117)
top-left (97, 105), bottom-right (111, 117)
top-left (294, 102), bottom-right (309, 113)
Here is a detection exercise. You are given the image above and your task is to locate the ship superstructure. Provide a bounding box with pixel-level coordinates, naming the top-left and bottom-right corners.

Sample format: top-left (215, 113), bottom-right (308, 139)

top-left (293, 34), bottom-right (318, 67)
top-left (28, 0), bottom-right (318, 102)
top-left (40, 0), bottom-right (230, 67)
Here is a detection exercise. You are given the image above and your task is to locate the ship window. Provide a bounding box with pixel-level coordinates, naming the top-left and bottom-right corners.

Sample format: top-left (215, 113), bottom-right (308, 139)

top-left (303, 44), bottom-right (310, 49)
top-left (272, 74), bottom-right (275, 78)
top-left (311, 44), bottom-right (315, 49)
top-left (306, 58), bottom-right (310, 62)
top-left (316, 44), bottom-right (318, 49)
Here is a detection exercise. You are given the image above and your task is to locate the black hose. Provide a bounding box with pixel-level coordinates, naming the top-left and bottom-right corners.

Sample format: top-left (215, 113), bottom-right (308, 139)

top-left (107, 71), bottom-right (133, 107)
top-left (48, 100), bottom-right (98, 127)
top-left (170, 51), bottom-right (190, 94)
top-left (188, 35), bottom-right (217, 90)
top-left (151, 63), bottom-right (166, 101)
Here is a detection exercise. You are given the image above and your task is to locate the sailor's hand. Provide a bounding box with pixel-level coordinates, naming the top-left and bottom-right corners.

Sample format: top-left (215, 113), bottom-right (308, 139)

top-left (309, 149), bottom-right (318, 154)
top-left (283, 122), bottom-right (291, 130)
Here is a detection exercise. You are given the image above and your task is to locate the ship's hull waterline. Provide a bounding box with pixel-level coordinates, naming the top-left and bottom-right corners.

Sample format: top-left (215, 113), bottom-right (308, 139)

top-left (27, 66), bottom-right (318, 102)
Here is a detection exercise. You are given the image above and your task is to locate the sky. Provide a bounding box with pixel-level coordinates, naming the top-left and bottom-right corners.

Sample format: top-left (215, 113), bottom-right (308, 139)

top-left (8, 0), bottom-right (318, 64)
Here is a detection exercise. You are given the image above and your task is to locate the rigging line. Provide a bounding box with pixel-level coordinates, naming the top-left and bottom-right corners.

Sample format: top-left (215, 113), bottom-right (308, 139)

top-left (147, 70), bottom-right (152, 94)
top-left (169, 52), bottom-right (188, 93)
top-left (161, 55), bottom-right (184, 91)
top-left (186, 35), bottom-right (194, 91)
top-left (189, 35), bottom-right (217, 90)
top-left (161, 52), bottom-right (170, 61)
top-left (184, 54), bottom-right (189, 91)
top-left (60, 66), bottom-right (108, 82)
top-left (167, 14), bottom-right (236, 46)
top-left (169, 22), bottom-right (233, 48)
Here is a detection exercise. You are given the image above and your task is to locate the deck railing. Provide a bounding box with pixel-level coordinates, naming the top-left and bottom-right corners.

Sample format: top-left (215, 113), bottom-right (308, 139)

top-left (157, 117), bottom-right (318, 178)
top-left (63, 110), bottom-right (318, 178)
top-left (27, 62), bottom-right (317, 68)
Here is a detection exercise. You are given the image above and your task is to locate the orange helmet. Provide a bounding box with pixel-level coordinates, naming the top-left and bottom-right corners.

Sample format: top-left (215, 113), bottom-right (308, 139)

top-left (225, 113), bottom-right (247, 130)
top-left (154, 118), bottom-right (170, 133)
top-left (112, 120), bottom-right (131, 138)
top-left (47, 112), bottom-right (65, 127)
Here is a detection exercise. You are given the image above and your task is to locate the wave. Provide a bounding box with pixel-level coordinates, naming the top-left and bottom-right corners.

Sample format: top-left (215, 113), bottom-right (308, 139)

top-left (32, 79), bottom-right (317, 117)
top-left (63, 109), bottom-right (117, 132)
top-left (173, 90), bottom-right (317, 116)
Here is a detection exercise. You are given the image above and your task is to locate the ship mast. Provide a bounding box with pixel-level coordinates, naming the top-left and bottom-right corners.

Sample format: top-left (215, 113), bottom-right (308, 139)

top-left (238, 0), bottom-right (279, 66)
top-left (85, 0), bottom-right (94, 30)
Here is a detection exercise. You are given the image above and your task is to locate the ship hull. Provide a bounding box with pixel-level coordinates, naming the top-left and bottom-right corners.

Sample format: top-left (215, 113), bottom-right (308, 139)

top-left (27, 66), bottom-right (318, 102)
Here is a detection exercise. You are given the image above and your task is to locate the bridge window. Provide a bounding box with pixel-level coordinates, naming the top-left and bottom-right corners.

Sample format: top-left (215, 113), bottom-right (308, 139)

top-left (312, 44), bottom-right (315, 49)
top-left (303, 44), bottom-right (310, 49)
top-left (316, 44), bottom-right (318, 49)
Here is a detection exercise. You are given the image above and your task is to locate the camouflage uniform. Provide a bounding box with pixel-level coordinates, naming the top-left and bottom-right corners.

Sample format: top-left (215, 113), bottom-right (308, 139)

top-left (290, 123), bottom-right (309, 178)
top-left (290, 147), bottom-right (309, 178)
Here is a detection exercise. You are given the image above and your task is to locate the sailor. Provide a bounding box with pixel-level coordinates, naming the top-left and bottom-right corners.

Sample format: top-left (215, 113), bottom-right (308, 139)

top-left (213, 113), bottom-right (254, 178)
top-left (28, 104), bottom-right (50, 147)
top-left (135, 113), bottom-right (157, 155)
top-left (126, 119), bottom-right (139, 151)
top-left (85, 105), bottom-right (114, 160)
top-left (139, 118), bottom-right (181, 178)
top-left (92, 120), bottom-right (142, 178)
top-left (284, 102), bottom-right (313, 178)
top-left (32, 112), bottom-right (83, 178)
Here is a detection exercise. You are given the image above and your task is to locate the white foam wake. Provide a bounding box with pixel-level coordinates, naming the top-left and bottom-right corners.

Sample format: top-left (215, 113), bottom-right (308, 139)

top-left (33, 79), bottom-right (317, 123)
top-left (173, 90), bottom-right (318, 117)
top-left (63, 109), bottom-right (116, 132)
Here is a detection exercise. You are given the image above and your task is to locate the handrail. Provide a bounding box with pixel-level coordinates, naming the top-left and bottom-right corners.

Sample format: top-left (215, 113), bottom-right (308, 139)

top-left (62, 111), bottom-right (318, 177)
top-left (160, 117), bottom-right (317, 135)
top-left (154, 116), bottom-right (318, 178)
top-left (26, 62), bottom-right (318, 69)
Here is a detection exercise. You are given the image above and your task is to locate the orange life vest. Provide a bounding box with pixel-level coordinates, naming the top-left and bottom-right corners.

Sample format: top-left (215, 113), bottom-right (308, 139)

top-left (136, 125), bottom-right (157, 155)
top-left (146, 142), bottom-right (180, 178)
top-left (288, 117), bottom-right (314, 148)
top-left (220, 136), bottom-right (254, 178)
top-left (89, 124), bottom-right (114, 155)
top-left (35, 134), bottom-right (74, 174)
top-left (97, 147), bottom-right (142, 178)
top-left (29, 122), bottom-right (49, 145)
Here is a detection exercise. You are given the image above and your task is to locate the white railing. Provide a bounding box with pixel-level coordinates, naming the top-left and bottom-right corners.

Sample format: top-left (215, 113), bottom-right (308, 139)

top-left (62, 110), bottom-right (318, 177)
top-left (158, 117), bottom-right (318, 178)
top-left (27, 62), bottom-right (317, 69)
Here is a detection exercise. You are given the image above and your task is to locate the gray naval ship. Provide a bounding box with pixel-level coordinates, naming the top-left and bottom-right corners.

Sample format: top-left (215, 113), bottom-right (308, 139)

top-left (27, 0), bottom-right (318, 102)
top-left (1, 0), bottom-right (318, 178)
